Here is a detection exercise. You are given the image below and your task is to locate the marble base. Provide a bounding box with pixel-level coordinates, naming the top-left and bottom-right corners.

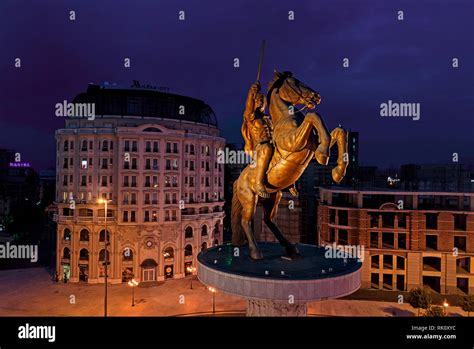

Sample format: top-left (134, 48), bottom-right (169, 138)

top-left (246, 299), bottom-right (307, 317)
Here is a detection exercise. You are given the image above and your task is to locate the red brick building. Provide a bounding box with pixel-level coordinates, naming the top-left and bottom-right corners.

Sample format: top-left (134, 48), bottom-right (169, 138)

top-left (318, 188), bottom-right (474, 295)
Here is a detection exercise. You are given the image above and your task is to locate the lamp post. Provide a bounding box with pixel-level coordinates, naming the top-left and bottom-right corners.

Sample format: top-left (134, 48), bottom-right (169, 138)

top-left (128, 278), bottom-right (139, 306)
top-left (186, 266), bottom-right (196, 289)
top-left (208, 287), bottom-right (217, 314)
top-left (98, 198), bottom-right (111, 317)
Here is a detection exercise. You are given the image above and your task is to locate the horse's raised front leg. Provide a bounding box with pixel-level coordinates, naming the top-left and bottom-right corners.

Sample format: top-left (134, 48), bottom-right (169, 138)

top-left (299, 112), bottom-right (331, 165)
top-left (278, 113), bottom-right (331, 165)
top-left (329, 127), bottom-right (349, 183)
top-left (277, 112), bottom-right (330, 164)
top-left (262, 192), bottom-right (300, 259)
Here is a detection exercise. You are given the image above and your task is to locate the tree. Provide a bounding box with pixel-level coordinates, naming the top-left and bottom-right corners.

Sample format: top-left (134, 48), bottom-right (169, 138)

top-left (407, 287), bottom-right (432, 316)
top-left (462, 295), bottom-right (474, 317)
top-left (424, 305), bottom-right (445, 317)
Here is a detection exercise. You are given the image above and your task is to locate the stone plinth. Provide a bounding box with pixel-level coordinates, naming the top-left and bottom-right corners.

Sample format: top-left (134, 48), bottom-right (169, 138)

top-left (246, 299), bottom-right (307, 316)
top-left (197, 242), bottom-right (362, 316)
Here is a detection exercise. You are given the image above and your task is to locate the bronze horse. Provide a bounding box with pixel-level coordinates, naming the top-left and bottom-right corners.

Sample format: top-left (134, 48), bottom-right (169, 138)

top-left (231, 71), bottom-right (348, 260)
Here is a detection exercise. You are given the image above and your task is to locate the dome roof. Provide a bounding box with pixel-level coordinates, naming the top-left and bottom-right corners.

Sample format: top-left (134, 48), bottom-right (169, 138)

top-left (72, 83), bottom-right (218, 127)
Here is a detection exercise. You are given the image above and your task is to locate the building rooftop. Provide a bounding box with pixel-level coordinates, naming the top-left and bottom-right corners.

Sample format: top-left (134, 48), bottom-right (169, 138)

top-left (71, 83), bottom-right (218, 127)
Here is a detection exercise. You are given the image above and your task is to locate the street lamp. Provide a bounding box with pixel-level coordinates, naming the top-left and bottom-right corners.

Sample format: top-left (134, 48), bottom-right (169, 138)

top-left (98, 198), bottom-right (112, 317)
top-left (208, 287), bottom-right (217, 314)
top-left (186, 266), bottom-right (197, 289)
top-left (127, 278), bottom-right (139, 306)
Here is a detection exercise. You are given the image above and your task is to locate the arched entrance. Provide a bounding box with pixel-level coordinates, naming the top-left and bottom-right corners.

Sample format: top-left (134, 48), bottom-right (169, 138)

top-left (122, 248), bottom-right (134, 282)
top-left (62, 247), bottom-right (71, 281)
top-left (141, 259), bottom-right (158, 282)
top-left (98, 249), bottom-right (110, 278)
top-left (163, 246), bottom-right (175, 279)
top-left (78, 248), bottom-right (89, 282)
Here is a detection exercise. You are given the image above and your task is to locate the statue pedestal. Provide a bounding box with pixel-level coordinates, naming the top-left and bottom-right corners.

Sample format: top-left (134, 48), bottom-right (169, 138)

top-left (246, 299), bottom-right (307, 317)
top-left (197, 242), bottom-right (362, 317)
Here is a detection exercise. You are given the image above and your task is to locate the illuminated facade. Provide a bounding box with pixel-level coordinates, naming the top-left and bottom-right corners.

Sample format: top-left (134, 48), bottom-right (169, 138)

top-left (318, 187), bottom-right (474, 295)
top-left (55, 84), bottom-right (225, 283)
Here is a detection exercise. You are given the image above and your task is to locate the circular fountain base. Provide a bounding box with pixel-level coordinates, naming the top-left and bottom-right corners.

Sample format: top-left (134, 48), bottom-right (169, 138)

top-left (197, 242), bottom-right (362, 316)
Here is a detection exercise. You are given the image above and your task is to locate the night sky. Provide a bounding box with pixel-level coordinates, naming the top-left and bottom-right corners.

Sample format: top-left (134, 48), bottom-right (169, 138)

top-left (1, 0), bottom-right (473, 170)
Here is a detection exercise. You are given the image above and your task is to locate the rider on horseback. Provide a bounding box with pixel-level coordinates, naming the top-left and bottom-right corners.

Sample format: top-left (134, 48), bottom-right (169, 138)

top-left (241, 81), bottom-right (298, 199)
top-left (241, 81), bottom-right (273, 199)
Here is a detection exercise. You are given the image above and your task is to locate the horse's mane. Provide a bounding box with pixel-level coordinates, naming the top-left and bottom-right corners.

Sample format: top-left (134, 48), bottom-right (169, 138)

top-left (266, 71), bottom-right (292, 107)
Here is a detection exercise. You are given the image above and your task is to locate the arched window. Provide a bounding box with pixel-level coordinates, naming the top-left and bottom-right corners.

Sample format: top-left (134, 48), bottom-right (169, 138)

top-left (63, 247), bottom-right (70, 259)
top-left (99, 229), bottom-right (110, 242)
top-left (184, 244), bottom-right (193, 257)
top-left (201, 242), bottom-right (208, 251)
top-left (163, 247), bottom-right (174, 260)
top-left (79, 249), bottom-right (89, 261)
top-left (123, 248), bottom-right (133, 261)
top-left (99, 249), bottom-right (110, 262)
top-left (184, 226), bottom-right (193, 239)
top-left (80, 229), bottom-right (90, 241)
top-left (81, 140), bottom-right (87, 151)
top-left (201, 225), bottom-right (208, 236)
top-left (63, 228), bottom-right (71, 241)
top-left (143, 127), bottom-right (162, 132)
top-left (214, 222), bottom-right (220, 235)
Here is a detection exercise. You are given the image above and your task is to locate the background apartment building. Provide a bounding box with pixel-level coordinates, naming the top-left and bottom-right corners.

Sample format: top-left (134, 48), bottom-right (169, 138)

top-left (318, 187), bottom-right (474, 295)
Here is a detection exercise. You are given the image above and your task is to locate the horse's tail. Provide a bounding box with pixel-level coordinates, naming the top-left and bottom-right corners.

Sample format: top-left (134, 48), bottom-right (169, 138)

top-left (231, 180), bottom-right (246, 245)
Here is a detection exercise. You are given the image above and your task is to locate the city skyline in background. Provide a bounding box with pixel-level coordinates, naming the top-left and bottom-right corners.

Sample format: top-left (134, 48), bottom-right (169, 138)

top-left (0, 2), bottom-right (473, 333)
top-left (1, 0), bottom-right (473, 170)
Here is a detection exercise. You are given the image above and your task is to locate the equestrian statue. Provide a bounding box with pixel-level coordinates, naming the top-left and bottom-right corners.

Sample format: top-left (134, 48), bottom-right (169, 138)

top-left (231, 42), bottom-right (349, 260)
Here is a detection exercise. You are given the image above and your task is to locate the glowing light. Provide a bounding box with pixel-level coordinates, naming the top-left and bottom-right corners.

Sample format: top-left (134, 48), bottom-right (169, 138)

top-left (128, 279), bottom-right (139, 287)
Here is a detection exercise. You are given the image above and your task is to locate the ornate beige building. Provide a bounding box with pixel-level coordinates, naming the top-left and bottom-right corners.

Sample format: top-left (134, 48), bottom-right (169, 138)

top-left (55, 84), bottom-right (225, 284)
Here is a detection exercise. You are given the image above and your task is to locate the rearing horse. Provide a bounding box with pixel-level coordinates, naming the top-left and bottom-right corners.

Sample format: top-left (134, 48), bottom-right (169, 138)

top-left (231, 70), bottom-right (349, 260)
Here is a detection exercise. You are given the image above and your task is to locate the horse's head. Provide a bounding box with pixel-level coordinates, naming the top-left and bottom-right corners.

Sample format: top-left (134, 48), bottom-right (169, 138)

top-left (267, 70), bottom-right (321, 110)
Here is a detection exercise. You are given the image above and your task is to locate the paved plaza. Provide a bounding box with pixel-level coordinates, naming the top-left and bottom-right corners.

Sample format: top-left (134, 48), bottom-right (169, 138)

top-left (0, 267), bottom-right (469, 317)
